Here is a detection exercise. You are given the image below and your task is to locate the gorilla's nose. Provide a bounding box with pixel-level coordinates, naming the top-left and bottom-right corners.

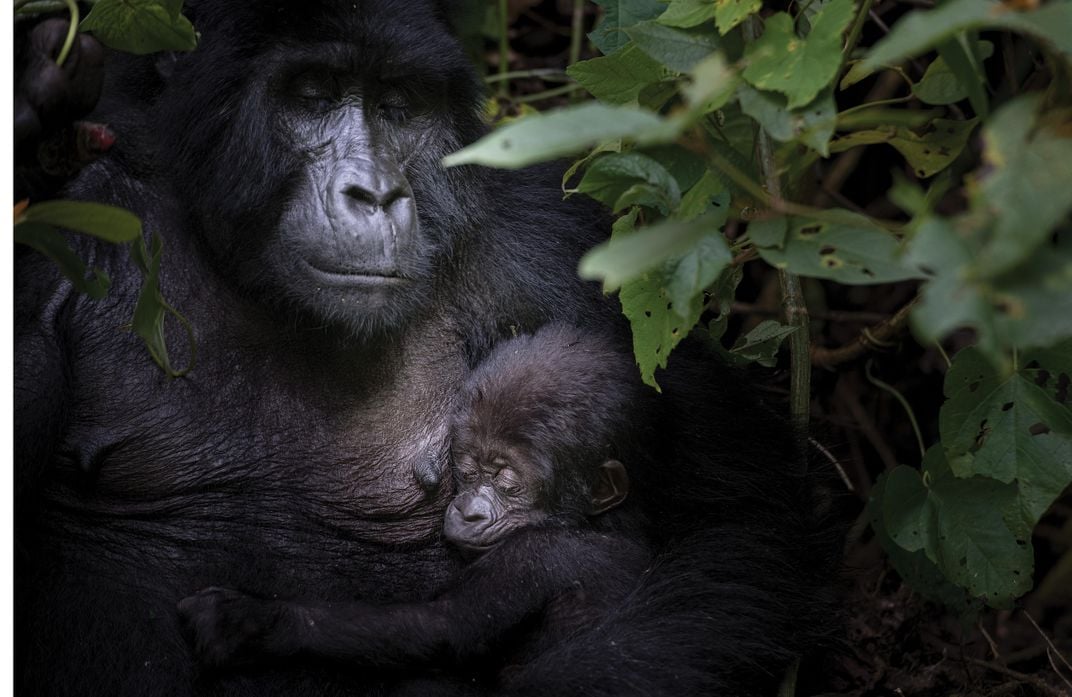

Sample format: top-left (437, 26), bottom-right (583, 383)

top-left (459, 496), bottom-right (491, 523)
top-left (336, 159), bottom-right (411, 213)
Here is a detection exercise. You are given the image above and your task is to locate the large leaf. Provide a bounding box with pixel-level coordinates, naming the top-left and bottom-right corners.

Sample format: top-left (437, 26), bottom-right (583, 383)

top-left (882, 448), bottom-right (1034, 608)
top-left (443, 103), bottom-right (675, 169)
top-left (620, 267), bottom-right (704, 390)
top-left (81, 0), bottom-right (198, 54)
top-left (940, 345), bottom-right (1072, 530)
top-left (741, 0), bottom-right (854, 109)
top-left (755, 215), bottom-right (922, 284)
top-left (843, 0), bottom-right (1072, 87)
top-left (714, 0), bottom-right (762, 35)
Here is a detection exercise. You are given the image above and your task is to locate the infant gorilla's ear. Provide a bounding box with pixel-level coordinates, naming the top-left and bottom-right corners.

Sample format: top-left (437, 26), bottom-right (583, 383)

top-left (589, 460), bottom-right (629, 515)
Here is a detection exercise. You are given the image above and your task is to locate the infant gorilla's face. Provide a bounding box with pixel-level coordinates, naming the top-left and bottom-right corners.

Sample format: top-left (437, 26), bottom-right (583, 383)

top-left (442, 440), bottom-right (550, 552)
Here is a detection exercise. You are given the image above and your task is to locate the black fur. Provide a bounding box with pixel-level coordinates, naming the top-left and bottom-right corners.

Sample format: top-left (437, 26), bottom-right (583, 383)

top-left (14, 2), bottom-right (841, 695)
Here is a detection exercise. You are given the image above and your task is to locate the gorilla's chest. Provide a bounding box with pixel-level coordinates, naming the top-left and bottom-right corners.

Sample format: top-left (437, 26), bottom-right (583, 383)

top-left (57, 319), bottom-right (467, 537)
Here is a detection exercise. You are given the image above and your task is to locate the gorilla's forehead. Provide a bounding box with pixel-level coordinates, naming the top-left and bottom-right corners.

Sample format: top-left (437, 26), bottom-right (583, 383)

top-left (194, 0), bottom-right (461, 78)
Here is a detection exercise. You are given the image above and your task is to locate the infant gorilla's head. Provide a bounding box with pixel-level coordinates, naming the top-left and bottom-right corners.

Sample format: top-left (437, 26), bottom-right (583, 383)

top-left (443, 324), bottom-right (640, 552)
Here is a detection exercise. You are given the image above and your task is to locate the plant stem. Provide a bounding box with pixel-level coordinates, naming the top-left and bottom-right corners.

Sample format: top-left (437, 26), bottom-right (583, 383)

top-left (55, 0), bottom-right (80, 68)
top-left (569, 0), bottom-right (585, 101)
top-left (840, 0), bottom-right (875, 77)
top-left (497, 0), bottom-right (510, 99)
top-left (515, 83), bottom-right (585, 104)
top-left (744, 16), bottom-right (811, 429)
top-left (485, 69), bottom-right (569, 84)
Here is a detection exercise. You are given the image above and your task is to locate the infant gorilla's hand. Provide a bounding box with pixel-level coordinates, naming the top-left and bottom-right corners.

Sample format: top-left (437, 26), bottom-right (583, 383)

top-left (177, 587), bottom-right (287, 668)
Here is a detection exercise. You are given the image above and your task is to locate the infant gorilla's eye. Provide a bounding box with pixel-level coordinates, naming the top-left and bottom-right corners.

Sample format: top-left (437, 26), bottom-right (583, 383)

top-left (494, 468), bottom-right (522, 497)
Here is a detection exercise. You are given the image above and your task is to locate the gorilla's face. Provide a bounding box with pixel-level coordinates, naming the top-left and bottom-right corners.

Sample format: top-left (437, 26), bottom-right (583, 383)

top-left (161, 1), bottom-right (485, 336)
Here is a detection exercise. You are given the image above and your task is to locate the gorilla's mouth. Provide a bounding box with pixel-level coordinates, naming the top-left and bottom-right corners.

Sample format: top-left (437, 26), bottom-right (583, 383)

top-left (302, 259), bottom-right (407, 285)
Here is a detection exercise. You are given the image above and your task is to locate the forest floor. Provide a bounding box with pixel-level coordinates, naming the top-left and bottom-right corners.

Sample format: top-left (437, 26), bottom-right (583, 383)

top-left (487, 2), bottom-right (1072, 695)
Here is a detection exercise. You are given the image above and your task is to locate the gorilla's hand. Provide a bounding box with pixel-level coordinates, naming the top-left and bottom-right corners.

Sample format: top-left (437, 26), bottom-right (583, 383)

top-left (177, 587), bottom-right (290, 669)
top-left (16, 18), bottom-right (105, 150)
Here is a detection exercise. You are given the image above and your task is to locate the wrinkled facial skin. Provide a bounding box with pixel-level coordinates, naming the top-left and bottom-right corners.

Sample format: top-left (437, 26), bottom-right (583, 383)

top-left (443, 445), bottom-right (552, 553)
top-left (161, 9), bottom-right (483, 337)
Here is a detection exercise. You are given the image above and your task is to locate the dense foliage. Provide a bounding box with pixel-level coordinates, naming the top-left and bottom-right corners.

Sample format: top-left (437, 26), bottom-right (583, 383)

top-left (449, 0), bottom-right (1072, 614)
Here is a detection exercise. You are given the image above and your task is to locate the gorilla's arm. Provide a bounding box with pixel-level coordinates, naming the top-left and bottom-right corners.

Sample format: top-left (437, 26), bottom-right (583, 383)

top-left (179, 529), bottom-right (646, 670)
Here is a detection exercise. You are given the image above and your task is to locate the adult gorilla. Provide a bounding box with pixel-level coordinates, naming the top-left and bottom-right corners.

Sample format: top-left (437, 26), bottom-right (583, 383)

top-left (15, 1), bottom-right (839, 695)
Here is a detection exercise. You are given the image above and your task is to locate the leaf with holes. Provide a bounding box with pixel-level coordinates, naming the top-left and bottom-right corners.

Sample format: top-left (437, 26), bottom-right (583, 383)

top-left (870, 473), bottom-right (980, 612)
top-left (567, 43), bottom-right (668, 105)
top-left (755, 215), bottom-right (922, 284)
top-left (589, 0), bottom-right (669, 55)
top-left (881, 449), bottom-right (1034, 608)
top-left (741, 0), bottom-right (854, 109)
top-left (579, 211), bottom-right (726, 291)
top-left (620, 266), bottom-right (703, 390)
top-left (940, 345), bottom-right (1072, 531)
top-left (829, 118), bottom-right (979, 178)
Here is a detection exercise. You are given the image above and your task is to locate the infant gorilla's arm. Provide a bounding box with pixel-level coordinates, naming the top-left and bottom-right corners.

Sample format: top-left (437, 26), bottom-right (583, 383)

top-left (179, 527), bottom-right (646, 670)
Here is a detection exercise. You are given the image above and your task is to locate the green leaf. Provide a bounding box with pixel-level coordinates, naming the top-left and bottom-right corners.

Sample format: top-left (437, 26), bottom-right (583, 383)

top-left (913, 41), bottom-right (994, 106)
top-left (577, 152), bottom-right (682, 214)
top-left (714, 0), bottom-right (762, 35)
top-left (727, 320), bottom-right (796, 367)
top-left (741, 0), bottom-right (854, 109)
top-left (676, 169), bottom-right (726, 221)
top-left (747, 216), bottom-right (788, 248)
top-left (738, 85), bottom-right (838, 156)
top-left (681, 52), bottom-right (740, 114)
top-left (843, 0), bottom-right (1072, 88)
top-left (590, 0), bottom-right (668, 55)
top-left (442, 103), bottom-right (675, 169)
top-left (666, 193), bottom-right (733, 310)
top-left (567, 43), bottom-right (668, 105)
top-left (704, 264), bottom-right (743, 341)
top-left (21, 200), bottom-right (142, 243)
top-left (80, 0), bottom-right (198, 55)
top-left (579, 211), bottom-right (728, 290)
top-left (13, 222), bottom-right (111, 299)
top-left (640, 144), bottom-right (708, 192)
top-left (130, 233), bottom-right (195, 377)
top-left (830, 118), bottom-right (978, 179)
top-left (969, 96), bottom-right (1072, 277)
top-left (934, 38), bottom-right (989, 117)
top-left (620, 267), bottom-right (704, 390)
top-left (657, 0), bottom-right (717, 28)
top-left (627, 21), bottom-right (721, 73)
top-left (756, 215), bottom-right (921, 284)
top-left (870, 473), bottom-right (979, 611)
top-left (883, 449), bottom-right (1034, 607)
top-left (940, 345), bottom-right (1072, 531)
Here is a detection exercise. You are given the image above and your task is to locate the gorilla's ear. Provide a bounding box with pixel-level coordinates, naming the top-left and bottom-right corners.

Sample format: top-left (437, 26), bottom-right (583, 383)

top-left (590, 460), bottom-right (629, 514)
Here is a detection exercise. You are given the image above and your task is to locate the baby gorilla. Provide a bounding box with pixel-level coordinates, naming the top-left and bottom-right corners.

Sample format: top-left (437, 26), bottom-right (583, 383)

top-left (178, 324), bottom-right (653, 678)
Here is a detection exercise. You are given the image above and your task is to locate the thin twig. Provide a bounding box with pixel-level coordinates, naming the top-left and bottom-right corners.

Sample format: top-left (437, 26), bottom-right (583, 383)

top-left (1024, 610), bottom-right (1072, 688)
top-left (484, 69), bottom-right (570, 84)
top-left (964, 657), bottom-right (1066, 697)
top-left (811, 297), bottom-right (918, 368)
top-left (809, 437), bottom-right (855, 492)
